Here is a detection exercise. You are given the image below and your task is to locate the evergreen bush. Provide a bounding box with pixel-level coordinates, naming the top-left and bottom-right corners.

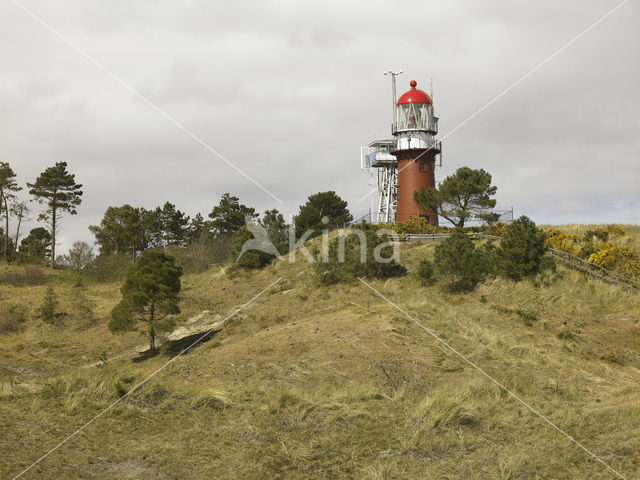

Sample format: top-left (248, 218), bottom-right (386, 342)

top-left (433, 228), bottom-right (487, 292)
top-left (497, 216), bottom-right (548, 281)
top-left (228, 210), bottom-right (288, 270)
top-left (315, 228), bottom-right (405, 285)
top-left (229, 226), bottom-right (278, 269)
top-left (40, 286), bottom-right (58, 324)
top-left (415, 259), bottom-right (436, 286)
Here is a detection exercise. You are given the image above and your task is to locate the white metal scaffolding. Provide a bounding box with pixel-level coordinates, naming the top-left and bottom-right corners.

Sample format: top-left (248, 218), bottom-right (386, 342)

top-left (377, 165), bottom-right (397, 223)
top-left (360, 141), bottom-right (397, 223)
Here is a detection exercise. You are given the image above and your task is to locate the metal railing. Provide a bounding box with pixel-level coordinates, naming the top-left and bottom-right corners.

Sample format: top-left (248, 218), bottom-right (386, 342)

top-left (366, 149), bottom-right (397, 167)
top-left (548, 247), bottom-right (640, 291)
top-left (391, 121), bottom-right (438, 135)
top-left (404, 233), bottom-right (501, 242)
top-left (405, 233), bottom-right (451, 242)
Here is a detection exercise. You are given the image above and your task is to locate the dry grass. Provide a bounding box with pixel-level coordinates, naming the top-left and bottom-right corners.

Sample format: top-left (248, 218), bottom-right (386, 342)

top-left (1, 226), bottom-right (640, 478)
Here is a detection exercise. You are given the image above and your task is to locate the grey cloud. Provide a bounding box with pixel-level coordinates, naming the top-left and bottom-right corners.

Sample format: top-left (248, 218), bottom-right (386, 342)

top-left (1, 0), bottom-right (638, 254)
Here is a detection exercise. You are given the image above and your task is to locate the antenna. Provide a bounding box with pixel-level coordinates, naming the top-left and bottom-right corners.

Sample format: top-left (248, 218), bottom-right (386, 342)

top-left (430, 77), bottom-right (434, 102)
top-left (384, 69), bottom-right (403, 125)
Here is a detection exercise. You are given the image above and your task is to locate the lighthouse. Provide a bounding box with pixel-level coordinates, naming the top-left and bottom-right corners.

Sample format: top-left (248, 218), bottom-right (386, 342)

top-left (392, 80), bottom-right (441, 224)
top-left (361, 77), bottom-right (442, 224)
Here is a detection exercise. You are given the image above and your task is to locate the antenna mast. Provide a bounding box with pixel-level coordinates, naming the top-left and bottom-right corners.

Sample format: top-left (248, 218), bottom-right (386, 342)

top-left (430, 77), bottom-right (434, 102)
top-left (384, 69), bottom-right (403, 123)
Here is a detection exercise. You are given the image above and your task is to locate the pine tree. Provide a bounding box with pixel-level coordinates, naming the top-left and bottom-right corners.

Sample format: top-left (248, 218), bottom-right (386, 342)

top-left (140, 207), bottom-right (164, 250)
top-left (159, 202), bottom-right (190, 246)
top-left (109, 251), bottom-right (182, 352)
top-left (294, 191), bottom-right (352, 239)
top-left (433, 228), bottom-right (487, 292)
top-left (18, 227), bottom-right (51, 265)
top-left (415, 259), bottom-right (436, 286)
top-left (89, 204), bottom-right (143, 266)
top-left (260, 209), bottom-right (288, 253)
top-left (39, 286), bottom-right (58, 324)
top-left (0, 162), bottom-right (22, 261)
top-left (186, 213), bottom-right (209, 244)
top-left (208, 193), bottom-right (257, 236)
top-left (497, 216), bottom-right (548, 281)
top-left (414, 167), bottom-right (497, 227)
top-left (28, 162), bottom-right (82, 268)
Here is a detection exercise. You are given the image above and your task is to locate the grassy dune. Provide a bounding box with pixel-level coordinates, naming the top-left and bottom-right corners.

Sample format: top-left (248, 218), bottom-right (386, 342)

top-left (1, 227), bottom-right (640, 479)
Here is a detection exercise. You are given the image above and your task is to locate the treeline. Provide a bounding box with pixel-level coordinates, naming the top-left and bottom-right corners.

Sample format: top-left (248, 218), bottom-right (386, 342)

top-left (88, 193), bottom-right (255, 276)
top-left (0, 156), bottom-right (354, 277)
top-left (0, 161), bottom-right (82, 268)
top-left (89, 191), bottom-right (352, 276)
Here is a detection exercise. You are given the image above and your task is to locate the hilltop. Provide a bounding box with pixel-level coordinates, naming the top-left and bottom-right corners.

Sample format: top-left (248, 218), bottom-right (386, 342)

top-left (1, 227), bottom-right (640, 479)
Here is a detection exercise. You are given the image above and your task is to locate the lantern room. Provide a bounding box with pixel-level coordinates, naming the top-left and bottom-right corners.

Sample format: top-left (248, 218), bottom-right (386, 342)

top-left (393, 80), bottom-right (438, 135)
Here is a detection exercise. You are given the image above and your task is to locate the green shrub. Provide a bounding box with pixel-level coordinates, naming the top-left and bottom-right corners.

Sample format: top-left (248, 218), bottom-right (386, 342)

top-left (228, 211), bottom-right (288, 270)
top-left (415, 259), bottom-right (436, 286)
top-left (583, 228), bottom-right (609, 243)
top-left (39, 286), bottom-right (59, 324)
top-left (228, 226), bottom-right (278, 269)
top-left (556, 329), bottom-right (575, 341)
top-left (497, 216), bottom-right (548, 281)
top-left (538, 256), bottom-right (557, 274)
top-left (514, 308), bottom-right (539, 326)
top-left (479, 240), bottom-right (500, 275)
top-left (314, 228), bottom-right (406, 285)
top-left (434, 228), bottom-right (488, 292)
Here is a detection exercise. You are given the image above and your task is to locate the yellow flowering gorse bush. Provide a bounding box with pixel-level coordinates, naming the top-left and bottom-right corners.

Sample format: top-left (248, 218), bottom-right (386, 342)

top-left (373, 217), bottom-right (448, 235)
top-left (484, 222), bottom-right (507, 237)
top-left (588, 245), bottom-right (640, 280)
top-left (544, 228), bottom-right (579, 255)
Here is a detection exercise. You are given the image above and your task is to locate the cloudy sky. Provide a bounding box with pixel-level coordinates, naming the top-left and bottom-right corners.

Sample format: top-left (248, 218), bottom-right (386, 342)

top-left (1, 0), bottom-right (638, 253)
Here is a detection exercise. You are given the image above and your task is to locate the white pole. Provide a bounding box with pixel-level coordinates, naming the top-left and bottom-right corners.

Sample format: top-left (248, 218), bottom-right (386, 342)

top-left (385, 168), bottom-right (393, 223)
top-left (384, 69), bottom-right (403, 126)
top-left (430, 77), bottom-right (433, 102)
top-left (391, 74), bottom-right (396, 121)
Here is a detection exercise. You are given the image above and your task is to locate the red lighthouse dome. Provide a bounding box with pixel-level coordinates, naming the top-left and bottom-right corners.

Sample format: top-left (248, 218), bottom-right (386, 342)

top-left (396, 80), bottom-right (432, 105)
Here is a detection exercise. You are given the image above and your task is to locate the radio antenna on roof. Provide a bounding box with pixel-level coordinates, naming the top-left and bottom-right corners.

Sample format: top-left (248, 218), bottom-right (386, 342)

top-left (430, 77), bottom-right (434, 102)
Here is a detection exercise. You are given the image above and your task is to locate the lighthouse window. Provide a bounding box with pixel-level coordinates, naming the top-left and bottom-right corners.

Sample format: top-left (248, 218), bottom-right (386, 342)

top-left (419, 161), bottom-right (425, 171)
top-left (396, 103), bottom-right (432, 131)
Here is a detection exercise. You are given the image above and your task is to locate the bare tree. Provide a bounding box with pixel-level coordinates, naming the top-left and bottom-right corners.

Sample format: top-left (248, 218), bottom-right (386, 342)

top-left (60, 241), bottom-right (95, 272)
top-left (10, 200), bottom-right (31, 257)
